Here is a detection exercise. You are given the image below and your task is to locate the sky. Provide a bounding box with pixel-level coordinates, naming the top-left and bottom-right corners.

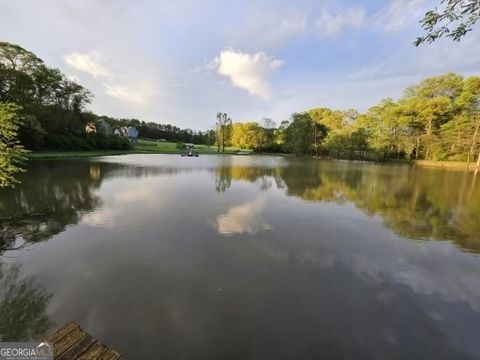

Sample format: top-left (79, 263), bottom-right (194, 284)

top-left (1, 0), bottom-right (479, 130)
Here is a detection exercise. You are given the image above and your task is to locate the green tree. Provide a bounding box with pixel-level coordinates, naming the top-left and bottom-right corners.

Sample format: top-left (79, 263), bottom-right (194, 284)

top-left (275, 73), bottom-right (478, 164)
top-left (363, 99), bottom-right (403, 159)
top-left (231, 122), bottom-right (265, 150)
top-left (261, 118), bottom-right (277, 150)
top-left (0, 102), bottom-right (27, 187)
top-left (442, 76), bottom-right (480, 166)
top-left (0, 41), bottom-right (93, 151)
top-left (284, 113), bottom-right (313, 155)
top-left (402, 74), bottom-right (462, 159)
top-left (215, 112), bottom-right (233, 152)
top-left (307, 108), bottom-right (338, 157)
top-left (415, 0), bottom-right (480, 45)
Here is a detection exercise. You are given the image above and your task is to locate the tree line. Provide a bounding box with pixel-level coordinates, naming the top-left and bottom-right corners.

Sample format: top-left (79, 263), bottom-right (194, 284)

top-left (215, 73), bottom-right (480, 166)
top-left (0, 41), bottom-right (209, 152)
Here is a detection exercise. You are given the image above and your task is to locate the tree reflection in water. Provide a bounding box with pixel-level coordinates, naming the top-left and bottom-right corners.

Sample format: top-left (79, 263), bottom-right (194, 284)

top-left (1, 158), bottom-right (478, 253)
top-left (0, 159), bottom-right (194, 252)
top-left (214, 160), bottom-right (480, 253)
top-left (0, 156), bottom-right (478, 357)
top-left (0, 161), bottom-right (104, 251)
top-left (0, 159), bottom-right (186, 342)
top-left (0, 262), bottom-right (52, 341)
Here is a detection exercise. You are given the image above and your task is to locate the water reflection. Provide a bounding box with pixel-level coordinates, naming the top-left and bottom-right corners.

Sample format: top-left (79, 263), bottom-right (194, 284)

top-left (214, 165), bottom-right (280, 193)
top-left (1, 157), bottom-right (478, 252)
top-left (0, 160), bottom-right (185, 251)
top-left (0, 162), bottom-right (104, 251)
top-left (284, 162), bottom-right (480, 253)
top-left (214, 160), bottom-right (480, 253)
top-left (0, 155), bottom-right (479, 359)
top-left (0, 261), bottom-right (52, 341)
top-left (216, 198), bottom-right (271, 235)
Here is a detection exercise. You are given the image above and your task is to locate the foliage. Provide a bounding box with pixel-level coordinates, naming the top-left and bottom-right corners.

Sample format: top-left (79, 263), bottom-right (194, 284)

top-left (0, 41), bottom-right (92, 150)
top-left (273, 73), bottom-right (480, 162)
top-left (215, 112), bottom-right (233, 152)
top-left (415, 0), bottom-right (480, 45)
top-left (0, 102), bottom-right (27, 187)
top-left (283, 113), bottom-right (314, 155)
top-left (211, 73), bottom-right (479, 163)
top-left (0, 41), bottom-right (208, 153)
top-left (230, 122), bottom-right (265, 150)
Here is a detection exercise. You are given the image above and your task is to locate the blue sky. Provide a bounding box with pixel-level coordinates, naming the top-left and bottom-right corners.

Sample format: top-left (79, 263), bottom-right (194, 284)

top-left (1, 0), bottom-right (479, 129)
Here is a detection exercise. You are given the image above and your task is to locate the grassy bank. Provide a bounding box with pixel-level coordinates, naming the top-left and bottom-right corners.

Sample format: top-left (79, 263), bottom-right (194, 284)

top-left (27, 139), bottom-right (246, 159)
top-left (414, 160), bottom-right (479, 172)
top-left (27, 142), bottom-right (478, 171)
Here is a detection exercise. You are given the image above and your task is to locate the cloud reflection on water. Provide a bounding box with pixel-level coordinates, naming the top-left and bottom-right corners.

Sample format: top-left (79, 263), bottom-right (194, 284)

top-left (216, 198), bottom-right (271, 236)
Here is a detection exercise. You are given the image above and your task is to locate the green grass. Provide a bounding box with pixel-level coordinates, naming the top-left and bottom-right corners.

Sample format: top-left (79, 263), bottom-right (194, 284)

top-left (414, 159), bottom-right (478, 172)
top-left (27, 139), bottom-right (247, 159)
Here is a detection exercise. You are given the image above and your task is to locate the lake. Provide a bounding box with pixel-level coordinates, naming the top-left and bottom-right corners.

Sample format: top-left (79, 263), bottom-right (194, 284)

top-left (1, 154), bottom-right (479, 359)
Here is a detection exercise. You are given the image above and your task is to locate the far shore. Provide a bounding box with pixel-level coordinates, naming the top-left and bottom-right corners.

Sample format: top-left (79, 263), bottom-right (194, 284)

top-left (23, 138), bottom-right (479, 172)
top-left (26, 149), bottom-right (237, 160)
top-left (26, 139), bottom-right (242, 159)
top-left (26, 148), bottom-right (478, 174)
top-left (413, 160), bottom-right (479, 172)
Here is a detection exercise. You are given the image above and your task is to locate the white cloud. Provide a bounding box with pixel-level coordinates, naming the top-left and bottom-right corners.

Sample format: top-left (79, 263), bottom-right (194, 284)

top-left (216, 198), bottom-right (271, 235)
top-left (376, 0), bottom-right (427, 32)
top-left (103, 83), bottom-right (151, 104)
top-left (65, 50), bottom-right (156, 105)
top-left (315, 7), bottom-right (365, 37)
top-left (64, 51), bottom-right (111, 79)
top-left (209, 49), bottom-right (284, 100)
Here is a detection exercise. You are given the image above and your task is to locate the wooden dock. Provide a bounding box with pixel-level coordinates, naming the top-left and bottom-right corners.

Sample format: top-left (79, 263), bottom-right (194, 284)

top-left (43, 321), bottom-right (122, 359)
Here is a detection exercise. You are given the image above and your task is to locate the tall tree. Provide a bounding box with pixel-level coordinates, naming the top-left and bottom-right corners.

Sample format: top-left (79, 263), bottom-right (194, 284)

top-left (308, 108), bottom-right (342, 157)
top-left (261, 118), bottom-right (277, 150)
top-left (0, 102), bottom-right (27, 187)
top-left (215, 112), bottom-right (232, 152)
top-left (284, 113), bottom-right (313, 155)
top-left (442, 76), bottom-right (480, 167)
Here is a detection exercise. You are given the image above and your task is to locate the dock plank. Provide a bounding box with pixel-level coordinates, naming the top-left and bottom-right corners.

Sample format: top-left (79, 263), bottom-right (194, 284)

top-left (56, 335), bottom-right (97, 360)
top-left (44, 322), bottom-right (122, 360)
top-left (77, 341), bottom-right (108, 360)
top-left (97, 349), bottom-right (122, 360)
top-left (54, 328), bottom-right (88, 357)
top-left (45, 321), bottom-right (80, 344)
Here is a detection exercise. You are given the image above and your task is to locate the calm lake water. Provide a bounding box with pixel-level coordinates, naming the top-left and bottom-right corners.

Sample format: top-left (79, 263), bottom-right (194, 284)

top-left (1, 154), bottom-right (480, 359)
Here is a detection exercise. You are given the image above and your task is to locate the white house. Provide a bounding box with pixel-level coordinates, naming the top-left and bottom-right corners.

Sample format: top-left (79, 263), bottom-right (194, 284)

top-left (114, 127), bottom-right (126, 136)
top-left (114, 126), bottom-right (139, 141)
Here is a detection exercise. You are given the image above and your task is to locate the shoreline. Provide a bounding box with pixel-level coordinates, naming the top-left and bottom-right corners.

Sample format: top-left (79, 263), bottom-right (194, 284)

top-left (26, 150), bottom-right (478, 172)
top-left (413, 160), bottom-right (478, 172)
top-left (26, 149), bottom-right (241, 160)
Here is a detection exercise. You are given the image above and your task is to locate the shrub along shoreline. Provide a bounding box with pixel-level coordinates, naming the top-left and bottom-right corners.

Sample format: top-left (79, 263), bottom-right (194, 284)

top-left (26, 139), bottom-right (238, 159)
top-left (26, 140), bottom-right (479, 174)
